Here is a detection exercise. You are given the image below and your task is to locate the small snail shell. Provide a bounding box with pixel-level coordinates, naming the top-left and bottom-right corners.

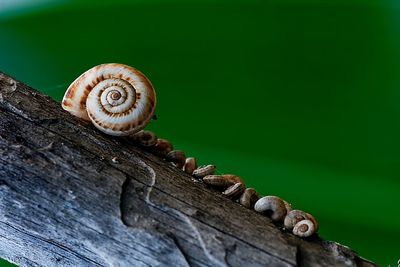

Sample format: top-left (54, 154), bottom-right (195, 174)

top-left (239, 188), bottom-right (259, 209)
top-left (254, 196), bottom-right (287, 222)
top-left (183, 157), bottom-right (197, 174)
top-left (192, 165), bottom-right (216, 178)
top-left (292, 219), bottom-right (316, 237)
top-left (203, 175), bottom-right (233, 187)
top-left (152, 138), bottom-right (173, 157)
top-left (202, 174), bottom-right (242, 188)
top-left (62, 63), bottom-right (156, 136)
top-left (166, 150), bottom-right (186, 168)
top-left (283, 210), bottom-right (308, 230)
top-left (222, 182), bottom-right (245, 199)
top-left (132, 130), bottom-right (157, 146)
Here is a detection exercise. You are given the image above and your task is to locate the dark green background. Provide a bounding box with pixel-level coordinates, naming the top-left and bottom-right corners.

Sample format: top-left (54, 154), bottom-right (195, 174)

top-left (0, 0), bottom-right (399, 266)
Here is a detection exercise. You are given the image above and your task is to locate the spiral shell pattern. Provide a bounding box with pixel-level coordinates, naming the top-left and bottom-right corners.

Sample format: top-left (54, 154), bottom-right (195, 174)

top-left (62, 63), bottom-right (156, 136)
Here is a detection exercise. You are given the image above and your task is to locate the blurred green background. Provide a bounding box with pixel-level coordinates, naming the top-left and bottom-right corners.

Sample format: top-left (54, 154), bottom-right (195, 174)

top-left (0, 0), bottom-right (399, 266)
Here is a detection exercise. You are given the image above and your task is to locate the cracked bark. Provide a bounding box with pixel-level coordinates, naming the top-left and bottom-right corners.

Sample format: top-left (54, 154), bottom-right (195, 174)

top-left (0, 72), bottom-right (377, 267)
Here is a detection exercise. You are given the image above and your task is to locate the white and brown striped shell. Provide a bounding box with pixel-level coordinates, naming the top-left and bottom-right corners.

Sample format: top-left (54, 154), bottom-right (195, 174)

top-left (62, 63), bottom-right (156, 136)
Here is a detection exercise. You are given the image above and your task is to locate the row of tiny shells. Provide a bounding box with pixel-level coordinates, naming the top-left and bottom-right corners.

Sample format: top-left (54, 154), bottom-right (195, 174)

top-left (132, 130), bottom-right (319, 238)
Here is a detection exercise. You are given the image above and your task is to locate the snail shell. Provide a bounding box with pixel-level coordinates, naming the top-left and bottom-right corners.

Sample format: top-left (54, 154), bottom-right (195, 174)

top-left (203, 175), bottom-right (233, 187)
top-left (203, 174), bottom-right (244, 190)
top-left (192, 165), bottom-right (216, 178)
top-left (166, 150), bottom-right (186, 168)
top-left (283, 210), bottom-right (309, 230)
top-left (133, 130), bottom-right (157, 146)
top-left (62, 63), bottom-right (156, 136)
top-left (254, 196), bottom-right (287, 222)
top-left (292, 219), bottom-right (316, 237)
top-left (239, 188), bottom-right (259, 209)
top-left (222, 182), bottom-right (245, 199)
top-left (152, 138), bottom-right (173, 157)
top-left (183, 157), bottom-right (197, 174)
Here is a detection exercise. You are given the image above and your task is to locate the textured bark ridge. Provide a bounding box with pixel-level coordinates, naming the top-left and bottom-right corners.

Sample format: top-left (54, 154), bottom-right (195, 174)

top-left (0, 72), bottom-right (377, 267)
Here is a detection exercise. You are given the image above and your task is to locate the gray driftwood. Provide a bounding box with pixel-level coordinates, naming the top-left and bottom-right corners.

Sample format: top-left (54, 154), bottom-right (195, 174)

top-left (0, 72), bottom-right (376, 267)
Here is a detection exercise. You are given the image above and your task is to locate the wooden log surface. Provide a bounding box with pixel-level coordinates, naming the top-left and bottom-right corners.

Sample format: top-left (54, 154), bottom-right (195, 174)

top-left (0, 71), bottom-right (377, 267)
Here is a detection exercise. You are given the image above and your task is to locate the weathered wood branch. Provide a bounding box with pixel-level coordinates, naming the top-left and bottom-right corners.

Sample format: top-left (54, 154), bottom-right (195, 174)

top-left (0, 71), bottom-right (376, 267)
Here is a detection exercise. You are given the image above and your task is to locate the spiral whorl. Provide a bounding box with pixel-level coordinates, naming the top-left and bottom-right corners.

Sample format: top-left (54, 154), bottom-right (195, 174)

top-left (62, 63), bottom-right (156, 136)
